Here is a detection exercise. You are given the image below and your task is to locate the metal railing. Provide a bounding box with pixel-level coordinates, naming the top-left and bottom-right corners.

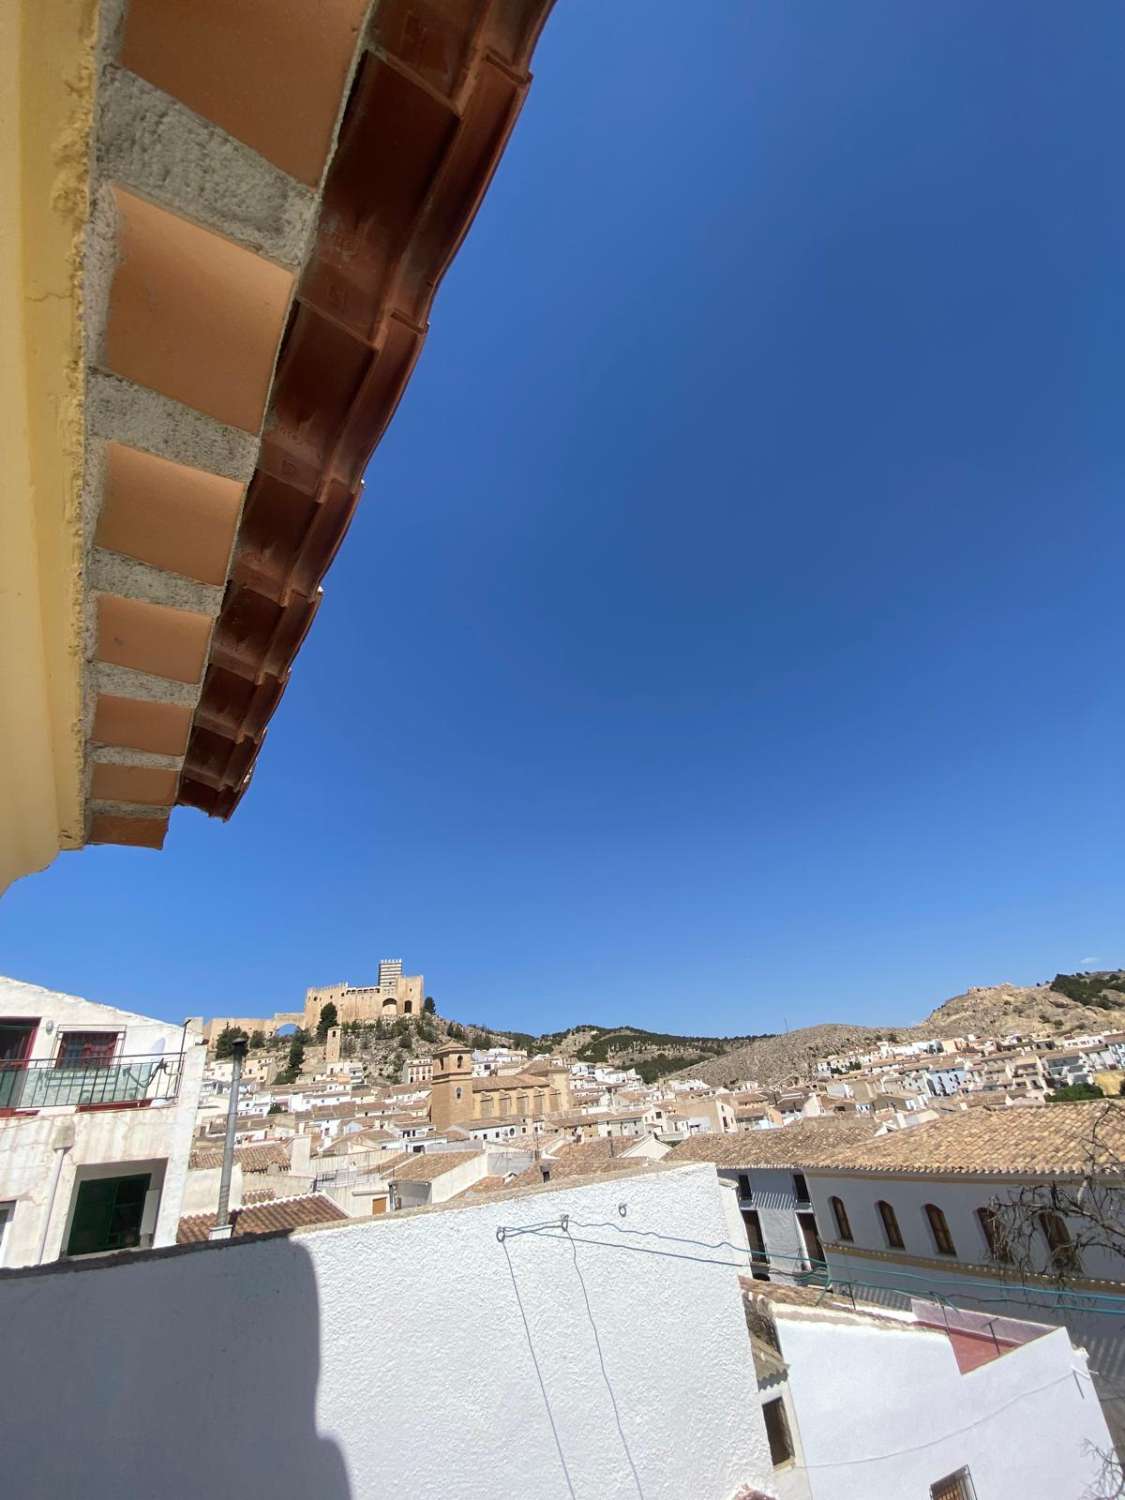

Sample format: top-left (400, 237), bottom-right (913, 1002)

top-left (0, 1053), bottom-right (183, 1111)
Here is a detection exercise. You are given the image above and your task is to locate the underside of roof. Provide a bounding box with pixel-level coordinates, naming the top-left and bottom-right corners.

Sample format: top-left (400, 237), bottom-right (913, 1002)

top-left (80, 0), bottom-right (556, 850)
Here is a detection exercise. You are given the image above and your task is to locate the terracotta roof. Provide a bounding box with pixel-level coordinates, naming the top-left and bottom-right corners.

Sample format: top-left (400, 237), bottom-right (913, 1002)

top-left (76, 2), bottom-right (557, 852)
top-left (508, 1140), bottom-right (643, 1189)
top-left (176, 5), bottom-right (557, 820)
top-left (669, 1119), bottom-right (880, 1170)
top-left (189, 1141), bottom-right (290, 1173)
top-left (177, 1193), bottom-right (347, 1244)
top-left (450, 1175), bottom-right (511, 1201)
top-left (814, 1101), bottom-right (1125, 1177)
top-left (471, 1072), bottom-right (551, 1093)
top-left (241, 1185), bottom-right (282, 1205)
top-left (385, 1150), bottom-right (484, 1183)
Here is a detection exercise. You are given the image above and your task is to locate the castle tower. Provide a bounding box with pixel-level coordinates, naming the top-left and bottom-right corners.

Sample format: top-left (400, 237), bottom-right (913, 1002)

top-left (430, 1041), bottom-right (474, 1131)
top-left (325, 1026), bottom-right (342, 1064)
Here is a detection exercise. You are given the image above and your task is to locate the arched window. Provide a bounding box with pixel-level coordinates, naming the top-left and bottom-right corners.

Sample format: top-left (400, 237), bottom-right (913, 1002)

top-left (976, 1206), bottom-right (1011, 1263)
top-left (829, 1195), bottom-right (853, 1242)
top-left (924, 1203), bottom-right (956, 1257)
top-left (1038, 1210), bottom-right (1080, 1275)
top-left (876, 1200), bottom-right (904, 1250)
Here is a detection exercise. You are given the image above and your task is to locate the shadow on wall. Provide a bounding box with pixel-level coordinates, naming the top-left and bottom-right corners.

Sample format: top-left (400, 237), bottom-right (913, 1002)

top-left (0, 1234), bottom-right (350, 1500)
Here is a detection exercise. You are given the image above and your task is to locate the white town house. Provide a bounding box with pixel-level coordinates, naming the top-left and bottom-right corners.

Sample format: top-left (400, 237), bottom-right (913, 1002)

top-left (0, 976), bottom-right (204, 1266)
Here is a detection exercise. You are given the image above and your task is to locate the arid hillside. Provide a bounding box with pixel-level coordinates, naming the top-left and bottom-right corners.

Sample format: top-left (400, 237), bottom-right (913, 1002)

top-left (670, 1023), bottom-right (890, 1089)
top-left (921, 974), bottom-right (1125, 1038)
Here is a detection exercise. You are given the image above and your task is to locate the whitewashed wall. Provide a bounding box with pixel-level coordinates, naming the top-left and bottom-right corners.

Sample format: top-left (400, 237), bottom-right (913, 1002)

top-left (0, 975), bottom-right (189, 1060)
top-left (0, 978), bottom-right (204, 1265)
top-left (808, 1169), bottom-right (1125, 1455)
top-left (711, 1168), bottom-right (810, 1278)
top-left (775, 1304), bottom-right (1111, 1500)
top-left (0, 1164), bottom-right (772, 1500)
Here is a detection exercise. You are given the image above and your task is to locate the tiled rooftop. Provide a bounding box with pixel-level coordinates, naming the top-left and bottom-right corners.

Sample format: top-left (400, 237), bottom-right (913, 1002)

top-left (189, 1141), bottom-right (290, 1173)
top-left (815, 1100), bottom-right (1125, 1176)
top-left (383, 1150), bottom-right (484, 1183)
top-left (507, 1139), bottom-right (646, 1189)
top-left (669, 1118), bottom-right (880, 1170)
top-left (177, 1193), bottom-right (347, 1244)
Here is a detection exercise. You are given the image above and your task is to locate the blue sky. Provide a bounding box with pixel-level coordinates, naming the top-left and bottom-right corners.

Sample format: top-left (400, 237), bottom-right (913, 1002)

top-left (3, 0), bottom-right (1122, 1035)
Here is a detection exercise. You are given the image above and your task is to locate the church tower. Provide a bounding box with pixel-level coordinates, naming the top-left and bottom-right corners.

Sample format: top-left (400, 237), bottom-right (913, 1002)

top-left (430, 1041), bottom-right (474, 1130)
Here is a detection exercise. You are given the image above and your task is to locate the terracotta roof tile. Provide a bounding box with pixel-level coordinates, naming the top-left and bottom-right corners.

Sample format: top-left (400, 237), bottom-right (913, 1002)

top-left (177, 6), bottom-right (555, 818)
top-left (189, 1141), bottom-right (290, 1173)
top-left (384, 1150), bottom-right (484, 1183)
top-left (508, 1140), bottom-right (643, 1189)
top-left (670, 1119), bottom-right (880, 1170)
top-left (177, 1193), bottom-right (347, 1244)
top-left (815, 1101), bottom-right (1125, 1177)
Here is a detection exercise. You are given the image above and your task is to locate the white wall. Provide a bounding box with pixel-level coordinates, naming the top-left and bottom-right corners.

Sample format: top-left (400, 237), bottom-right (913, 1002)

top-left (808, 1169), bottom-right (1125, 1457)
top-left (743, 1168), bottom-right (809, 1274)
top-left (0, 1051), bottom-right (204, 1264)
top-left (165, 1162), bottom-right (244, 1217)
top-left (774, 1304), bottom-right (1111, 1500)
top-left (0, 976), bottom-right (205, 1266)
top-left (709, 1168), bottom-right (810, 1279)
top-left (0, 975), bottom-right (187, 1060)
top-left (392, 1151), bottom-right (489, 1208)
top-left (809, 1168), bottom-right (1125, 1284)
top-left (0, 1165), bottom-right (772, 1500)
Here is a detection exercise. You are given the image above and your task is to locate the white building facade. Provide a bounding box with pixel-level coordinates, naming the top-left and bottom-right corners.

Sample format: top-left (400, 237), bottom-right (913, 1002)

top-left (0, 976), bottom-right (204, 1267)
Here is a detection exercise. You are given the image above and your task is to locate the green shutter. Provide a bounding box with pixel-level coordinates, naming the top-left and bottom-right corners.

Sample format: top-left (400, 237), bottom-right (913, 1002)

top-left (66, 1174), bottom-right (150, 1256)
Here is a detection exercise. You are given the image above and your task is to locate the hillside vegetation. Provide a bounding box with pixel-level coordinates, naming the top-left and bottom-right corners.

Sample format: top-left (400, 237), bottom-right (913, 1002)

top-left (504, 1024), bottom-right (770, 1085)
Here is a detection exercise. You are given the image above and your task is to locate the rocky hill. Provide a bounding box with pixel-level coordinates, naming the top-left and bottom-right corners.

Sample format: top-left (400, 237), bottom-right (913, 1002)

top-left (505, 1024), bottom-right (766, 1084)
top-left (920, 974), bottom-right (1125, 1038)
top-left (667, 1023), bottom-right (890, 1089)
top-left (251, 969), bottom-right (1124, 1090)
top-left (663, 971), bottom-right (1125, 1088)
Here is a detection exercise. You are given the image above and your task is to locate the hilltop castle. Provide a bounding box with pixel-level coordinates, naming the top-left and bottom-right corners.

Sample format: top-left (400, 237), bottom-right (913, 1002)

top-left (303, 959), bottom-right (424, 1031)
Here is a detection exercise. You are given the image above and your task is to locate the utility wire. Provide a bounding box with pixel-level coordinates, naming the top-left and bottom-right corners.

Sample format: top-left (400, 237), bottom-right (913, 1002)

top-left (500, 1219), bottom-right (1118, 1476)
top-left (565, 1227), bottom-right (645, 1499)
top-left (501, 1233), bottom-right (578, 1499)
top-left (557, 1217), bottom-right (1125, 1315)
top-left (794, 1370), bottom-right (1083, 1470)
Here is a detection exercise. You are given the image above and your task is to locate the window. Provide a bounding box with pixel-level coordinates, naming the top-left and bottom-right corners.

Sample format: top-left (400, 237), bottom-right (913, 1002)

top-left (57, 1031), bottom-right (119, 1068)
top-left (829, 1195), bottom-right (853, 1242)
top-left (66, 1173), bottom-right (150, 1256)
top-left (877, 1200), bottom-right (904, 1250)
top-left (0, 1201), bottom-right (14, 1266)
top-left (792, 1172), bottom-right (810, 1205)
top-left (762, 1397), bottom-right (794, 1467)
top-left (0, 1021), bottom-right (38, 1108)
top-left (930, 1465), bottom-right (977, 1500)
top-left (736, 1173), bottom-right (752, 1201)
top-left (797, 1211), bottom-right (824, 1268)
top-left (742, 1209), bottom-right (770, 1281)
top-left (924, 1203), bottom-right (957, 1257)
top-left (976, 1206), bottom-right (1011, 1263)
top-left (1038, 1210), bottom-right (1080, 1276)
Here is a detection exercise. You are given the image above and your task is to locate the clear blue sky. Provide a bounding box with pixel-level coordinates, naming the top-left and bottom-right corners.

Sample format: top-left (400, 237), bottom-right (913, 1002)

top-left (3, 0), bottom-right (1122, 1035)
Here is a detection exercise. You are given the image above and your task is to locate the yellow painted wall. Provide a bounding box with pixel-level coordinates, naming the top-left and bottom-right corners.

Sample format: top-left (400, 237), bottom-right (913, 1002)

top-left (0, 0), bottom-right (96, 891)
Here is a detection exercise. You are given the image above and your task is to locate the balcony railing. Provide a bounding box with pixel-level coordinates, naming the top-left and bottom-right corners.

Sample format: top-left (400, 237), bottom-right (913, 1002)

top-left (0, 1053), bottom-right (183, 1111)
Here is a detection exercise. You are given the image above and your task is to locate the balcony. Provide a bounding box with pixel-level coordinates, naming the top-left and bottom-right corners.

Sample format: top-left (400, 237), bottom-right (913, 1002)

top-left (0, 1053), bottom-right (183, 1112)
